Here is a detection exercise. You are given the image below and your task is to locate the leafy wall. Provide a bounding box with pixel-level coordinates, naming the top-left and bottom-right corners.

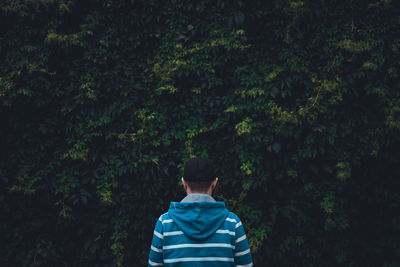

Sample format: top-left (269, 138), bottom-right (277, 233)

top-left (1, 0), bottom-right (399, 266)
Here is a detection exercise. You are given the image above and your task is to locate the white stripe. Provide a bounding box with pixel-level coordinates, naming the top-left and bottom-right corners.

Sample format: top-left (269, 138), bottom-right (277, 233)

top-left (237, 264), bottom-right (253, 267)
top-left (164, 257), bottom-right (234, 263)
top-left (148, 259), bottom-right (164, 266)
top-left (163, 230), bottom-right (236, 237)
top-left (235, 234), bottom-right (247, 243)
top-left (216, 229), bottom-right (235, 236)
top-left (162, 219), bottom-right (173, 224)
top-left (235, 221), bottom-right (242, 228)
top-left (226, 218), bottom-right (237, 223)
top-left (151, 245), bottom-right (163, 253)
top-left (163, 243), bottom-right (235, 250)
top-left (164, 231), bottom-right (183, 236)
top-left (235, 248), bottom-right (251, 257)
top-left (158, 212), bottom-right (168, 222)
top-left (154, 230), bottom-right (163, 239)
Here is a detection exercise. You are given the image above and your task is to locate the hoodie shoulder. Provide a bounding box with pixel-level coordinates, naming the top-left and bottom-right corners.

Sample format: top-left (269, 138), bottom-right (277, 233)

top-left (158, 212), bottom-right (170, 222)
top-left (223, 212), bottom-right (242, 230)
top-left (227, 211), bottom-right (241, 222)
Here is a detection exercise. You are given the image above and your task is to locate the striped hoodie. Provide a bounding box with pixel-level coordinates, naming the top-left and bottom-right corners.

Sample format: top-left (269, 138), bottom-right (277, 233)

top-left (148, 195), bottom-right (253, 266)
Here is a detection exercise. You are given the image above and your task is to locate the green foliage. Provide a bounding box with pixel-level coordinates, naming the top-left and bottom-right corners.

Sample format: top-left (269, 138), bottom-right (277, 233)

top-left (1, 0), bottom-right (400, 266)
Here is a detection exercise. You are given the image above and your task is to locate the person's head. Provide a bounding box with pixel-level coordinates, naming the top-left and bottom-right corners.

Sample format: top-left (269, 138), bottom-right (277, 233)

top-left (181, 157), bottom-right (218, 195)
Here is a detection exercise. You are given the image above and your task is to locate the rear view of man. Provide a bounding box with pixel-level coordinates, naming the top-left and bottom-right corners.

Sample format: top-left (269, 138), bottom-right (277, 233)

top-left (148, 157), bottom-right (253, 266)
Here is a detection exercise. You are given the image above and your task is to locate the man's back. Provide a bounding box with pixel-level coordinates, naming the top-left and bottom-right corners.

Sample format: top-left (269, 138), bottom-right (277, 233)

top-left (148, 198), bottom-right (253, 266)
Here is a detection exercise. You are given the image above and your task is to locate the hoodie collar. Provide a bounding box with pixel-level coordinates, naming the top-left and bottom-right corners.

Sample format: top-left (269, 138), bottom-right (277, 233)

top-left (181, 193), bottom-right (216, 202)
top-left (168, 201), bottom-right (228, 240)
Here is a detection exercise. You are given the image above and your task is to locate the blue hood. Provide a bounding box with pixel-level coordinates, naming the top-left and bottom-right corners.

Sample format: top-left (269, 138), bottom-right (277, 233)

top-left (168, 201), bottom-right (229, 240)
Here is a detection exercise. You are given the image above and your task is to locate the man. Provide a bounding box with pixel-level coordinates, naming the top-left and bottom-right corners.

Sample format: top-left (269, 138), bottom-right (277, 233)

top-left (148, 157), bottom-right (253, 266)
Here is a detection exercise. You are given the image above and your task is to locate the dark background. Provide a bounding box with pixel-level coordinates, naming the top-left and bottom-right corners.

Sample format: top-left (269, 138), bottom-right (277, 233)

top-left (1, 0), bottom-right (399, 266)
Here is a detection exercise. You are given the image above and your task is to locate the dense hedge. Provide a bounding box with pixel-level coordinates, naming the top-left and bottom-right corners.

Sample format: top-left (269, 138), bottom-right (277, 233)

top-left (1, 0), bottom-right (400, 266)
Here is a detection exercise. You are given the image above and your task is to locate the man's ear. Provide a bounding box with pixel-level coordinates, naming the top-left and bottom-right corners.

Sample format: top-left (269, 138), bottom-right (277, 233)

top-left (181, 177), bottom-right (187, 191)
top-left (211, 177), bottom-right (218, 190)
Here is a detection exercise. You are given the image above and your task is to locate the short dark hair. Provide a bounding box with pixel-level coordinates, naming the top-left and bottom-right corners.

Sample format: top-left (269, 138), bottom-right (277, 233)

top-left (185, 180), bottom-right (214, 192)
top-left (183, 157), bottom-right (215, 182)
